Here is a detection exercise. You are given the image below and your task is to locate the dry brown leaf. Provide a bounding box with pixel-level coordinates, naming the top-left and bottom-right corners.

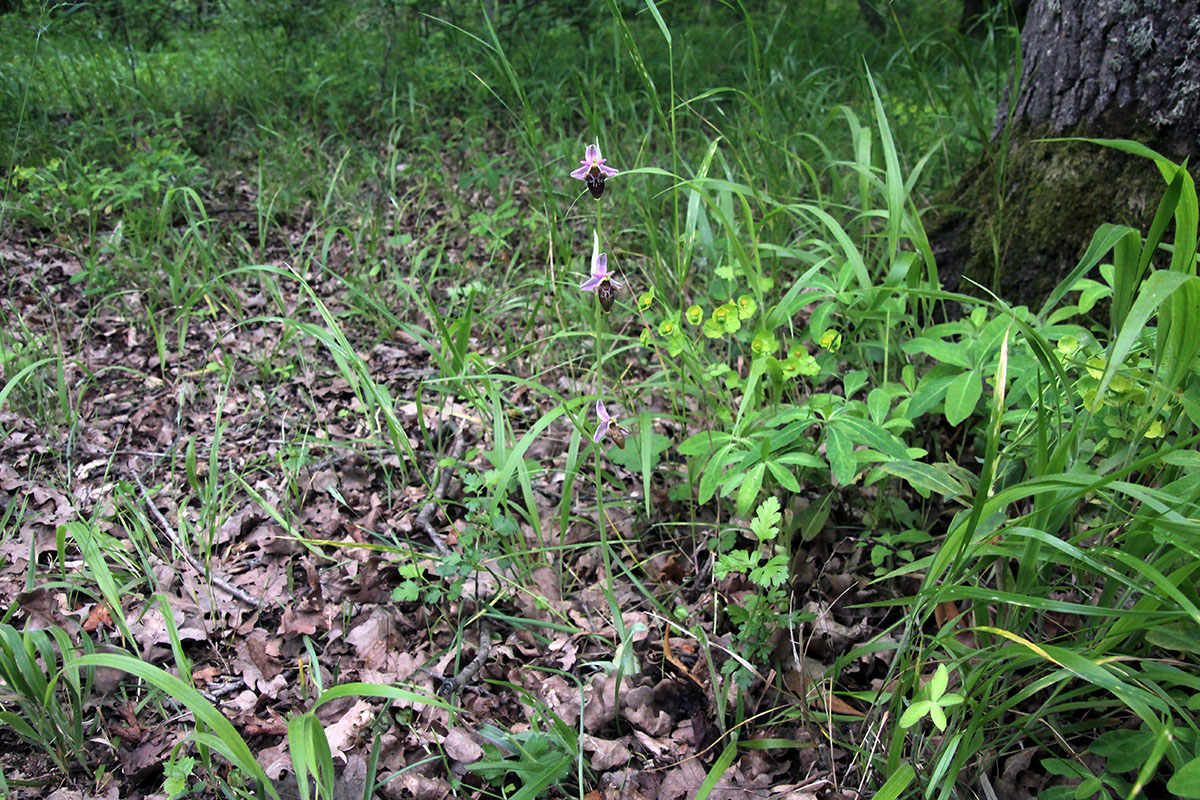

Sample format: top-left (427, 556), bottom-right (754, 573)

top-left (344, 606), bottom-right (399, 668)
top-left (581, 734), bottom-right (631, 770)
top-left (816, 691), bottom-right (864, 718)
top-left (324, 699), bottom-right (375, 762)
top-left (441, 727), bottom-right (483, 763)
top-left (385, 773), bottom-right (452, 800)
top-left (659, 758), bottom-right (707, 800)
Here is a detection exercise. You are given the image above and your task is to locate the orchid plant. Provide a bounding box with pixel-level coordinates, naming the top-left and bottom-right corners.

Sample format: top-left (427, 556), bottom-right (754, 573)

top-left (570, 141), bottom-right (632, 450)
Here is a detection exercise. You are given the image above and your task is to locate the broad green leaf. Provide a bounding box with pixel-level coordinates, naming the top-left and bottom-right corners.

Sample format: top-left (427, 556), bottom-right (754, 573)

top-left (736, 463), bottom-right (766, 518)
top-left (879, 460), bottom-right (967, 500)
top-left (825, 425), bottom-right (855, 486)
top-left (898, 700), bottom-right (930, 729)
top-left (775, 451), bottom-right (827, 469)
top-left (867, 387), bottom-right (891, 424)
top-left (1168, 755), bottom-right (1200, 798)
top-left (944, 370), bottom-right (982, 426)
top-left (930, 664), bottom-right (948, 700)
top-left (907, 366), bottom-right (961, 419)
top-left (929, 703), bottom-right (947, 731)
top-left (678, 429), bottom-right (731, 457)
top-left (834, 415), bottom-right (908, 460)
top-left (699, 443), bottom-right (736, 505)
top-left (1145, 624), bottom-right (1200, 655)
top-left (901, 337), bottom-right (972, 369)
top-left (766, 461), bottom-right (801, 492)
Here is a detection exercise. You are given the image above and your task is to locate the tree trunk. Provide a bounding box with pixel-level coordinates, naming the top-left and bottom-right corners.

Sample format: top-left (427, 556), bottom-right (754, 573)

top-left (931, 0), bottom-right (1200, 311)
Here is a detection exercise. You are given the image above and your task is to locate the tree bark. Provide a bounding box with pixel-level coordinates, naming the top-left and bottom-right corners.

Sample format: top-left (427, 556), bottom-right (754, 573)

top-left (931, 0), bottom-right (1200, 310)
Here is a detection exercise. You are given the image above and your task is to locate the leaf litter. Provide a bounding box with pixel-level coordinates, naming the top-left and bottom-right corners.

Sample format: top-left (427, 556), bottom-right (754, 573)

top-left (0, 188), bottom-right (905, 800)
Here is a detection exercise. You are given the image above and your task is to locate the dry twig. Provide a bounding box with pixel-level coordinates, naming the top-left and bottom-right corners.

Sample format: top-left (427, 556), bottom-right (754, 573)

top-left (416, 428), bottom-right (468, 555)
top-left (131, 466), bottom-right (264, 609)
top-left (437, 616), bottom-right (493, 697)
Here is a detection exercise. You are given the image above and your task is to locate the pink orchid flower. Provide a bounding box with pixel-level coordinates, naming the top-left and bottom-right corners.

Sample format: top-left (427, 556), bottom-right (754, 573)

top-left (593, 400), bottom-right (630, 447)
top-left (580, 231), bottom-right (623, 311)
top-left (593, 399), bottom-right (616, 443)
top-left (570, 143), bottom-right (618, 198)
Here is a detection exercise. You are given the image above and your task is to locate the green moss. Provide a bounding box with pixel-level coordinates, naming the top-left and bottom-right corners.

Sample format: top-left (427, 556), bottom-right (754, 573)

top-left (929, 116), bottom-right (1199, 313)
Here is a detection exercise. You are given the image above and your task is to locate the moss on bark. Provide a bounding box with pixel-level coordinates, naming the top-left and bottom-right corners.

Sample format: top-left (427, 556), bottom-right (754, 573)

top-left (929, 116), bottom-right (1198, 311)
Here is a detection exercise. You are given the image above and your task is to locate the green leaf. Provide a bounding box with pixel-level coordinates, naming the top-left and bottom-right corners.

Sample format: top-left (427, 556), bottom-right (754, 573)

top-left (825, 425), bottom-right (855, 486)
top-left (749, 496), bottom-right (782, 542)
top-left (70, 653), bottom-right (280, 799)
top-left (872, 763), bottom-right (915, 800)
top-left (1145, 623), bottom-right (1200, 654)
top-left (901, 336), bottom-right (972, 369)
top-left (1042, 758), bottom-right (1091, 779)
top-left (929, 703), bottom-right (947, 731)
top-left (678, 430), bottom-right (731, 457)
top-left (943, 370), bottom-right (981, 426)
top-left (898, 700), bottom-right (930, 729)
top-left (929, 664), bottom-right (948, 700)
top-left (1090, 728), bottom-right (1155, 774)
top-left (878, 460), bottom-right (967, 500)
top-left (842, 369), bottom-right (867, 398)
top-left (699, 444), bottom-right (736, 505)
top-left (766, 460), bottom-right (801, 492)
top-left (749, 554), bottom-right (789, 589)
top-left (834, 415), bottom-right (908, 460)
top-left (776, 451), bottom-right (827, 470)
top-left (694, 736), bottom-right (738, 800)
top-left (643, 0), bottom-right (671, 45)
top-left (1168, 755), bottom-right (1200, 798)
top-left (907, 366), bottom-right (960, 419)
top-left (867, 387), bottom-right (891, 424)
top-left (736, 463), bottom-right (766, 518)
top-left (1095, 269), bottom-right (1193, 408)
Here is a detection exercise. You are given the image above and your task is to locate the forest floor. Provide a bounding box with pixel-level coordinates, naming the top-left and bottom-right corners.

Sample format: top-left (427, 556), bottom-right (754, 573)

top-left (0, 165), bottom-right (974, 800)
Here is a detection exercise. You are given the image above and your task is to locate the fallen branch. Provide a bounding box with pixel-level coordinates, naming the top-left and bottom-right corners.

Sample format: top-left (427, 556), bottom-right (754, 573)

top-left (437, 616), bottom-right (493, 698)
top-left (131, 466), bottom-right (264, 609)
top-left (416, 428), bottom-right (468, 555)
